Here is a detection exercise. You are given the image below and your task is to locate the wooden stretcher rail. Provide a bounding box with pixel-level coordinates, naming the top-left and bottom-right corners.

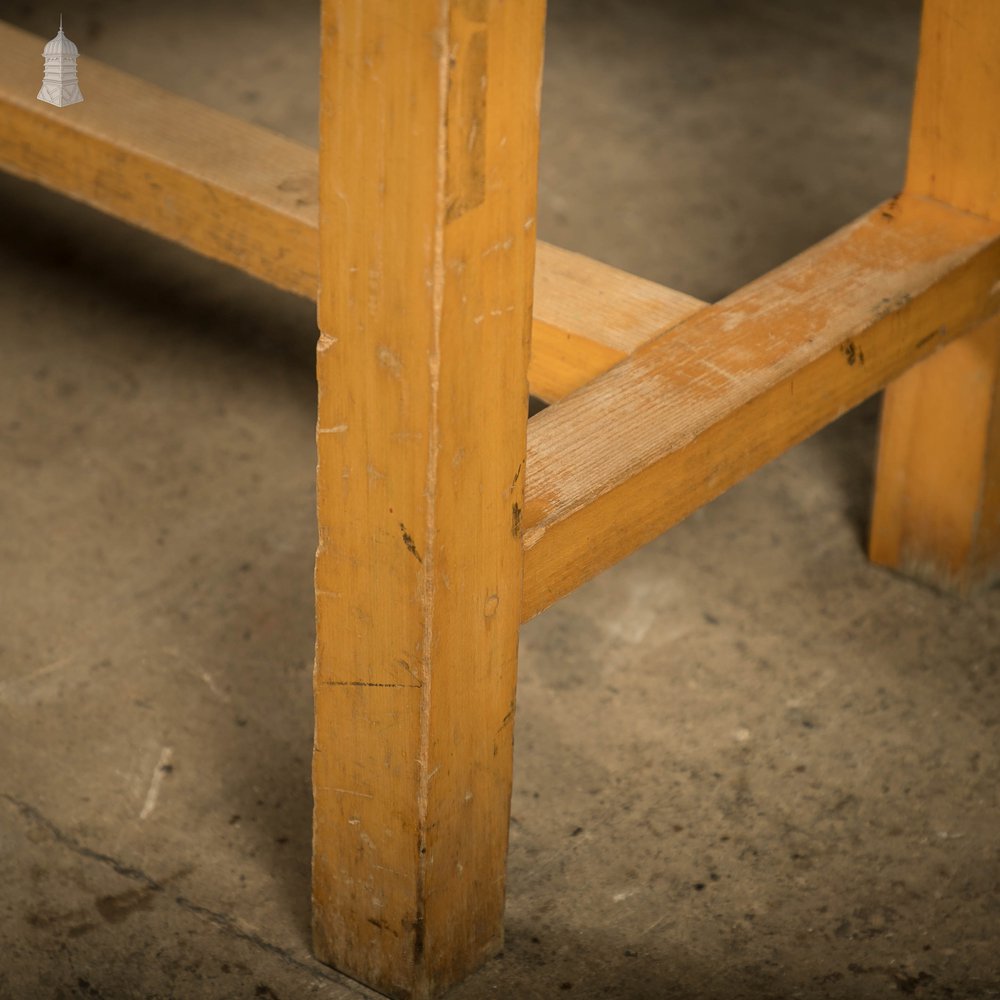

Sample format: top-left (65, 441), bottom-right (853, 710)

top-left (0, 20), bottom-right (706, 404)
top-left (0, 21), bottom-right (319, 296)
top-left (520, 194), bottom-right (1000, 620)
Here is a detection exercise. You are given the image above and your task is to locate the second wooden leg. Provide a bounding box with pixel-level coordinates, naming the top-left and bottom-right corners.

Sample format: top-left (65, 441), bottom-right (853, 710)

top-left (870, 0), bottom-right (1000, 591)
top-left (870, 317), bottom-right (1000, 592)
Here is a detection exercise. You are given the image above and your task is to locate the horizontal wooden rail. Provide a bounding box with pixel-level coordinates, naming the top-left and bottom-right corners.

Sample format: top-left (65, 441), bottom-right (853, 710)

top-left (17, 24), bottom-right (987, 625)
top-left (520, 194), bottom-right (1000, 620)
top-left (0, 22), bottom-right (319, 296)
top-left (530, 243), bottom-right (705, 398)
top-left (0, 20), bottom-right (705, 403)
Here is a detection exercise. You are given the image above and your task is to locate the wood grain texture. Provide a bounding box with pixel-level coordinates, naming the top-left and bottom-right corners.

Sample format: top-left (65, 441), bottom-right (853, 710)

top-left (0, 19), bottom-right (319, 297)
top-left (520, 194), bottom-right (1000, 621)
top-left (871, 317), bottom-right (1000, 590)
top-left (905, 0), bottom-right (1000, 222)
top-left (0, 18), bottom-right (702, 404)
top-left (532, 242), bottom-right (706, 353)
top-left (527, 320), bottom-right (627, 402)
top-left (870, 0), bottom-right (1000, 592)
top-left (312, 2), bottom-right (543, 997)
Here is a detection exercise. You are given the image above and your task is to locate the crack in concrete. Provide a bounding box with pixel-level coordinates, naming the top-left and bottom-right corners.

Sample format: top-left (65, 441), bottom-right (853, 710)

top-left (1, 793), bottom-right (354, 990)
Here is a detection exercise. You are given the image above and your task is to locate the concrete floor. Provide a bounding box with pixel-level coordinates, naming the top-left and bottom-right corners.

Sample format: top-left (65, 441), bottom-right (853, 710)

top-left (1, 1), bottom-right (998, 998)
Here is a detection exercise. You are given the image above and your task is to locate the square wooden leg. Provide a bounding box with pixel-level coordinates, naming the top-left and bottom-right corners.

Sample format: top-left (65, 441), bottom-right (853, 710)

top-left (870, 0), bottom-right (1000, 591)
top-left (871, 318), bottom-right (1000, 591)
top-left (311, 3), bottom-right (545, 998)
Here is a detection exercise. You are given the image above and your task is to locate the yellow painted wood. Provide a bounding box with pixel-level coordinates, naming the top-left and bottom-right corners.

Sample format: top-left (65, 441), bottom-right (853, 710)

top-left (520, 195), bottom-right (1000, 621)
top-left (313, 2), bottom-right (544, 997)
top-left (532, 242), bottom-right (706, 354)
top-left (3, 7), bottom-right (997, 994)
top-left (870, 0), bottom-right (1000, 591)
top-left (0, 20), bottom-right (319, 297)
top-left (0, 18), bottom-right (702, 405)
top-left (528, 320), bottom-right (626, 402)
top-left (871, 318), bottom-right (1000, 590)
top-left (905, 0), bottom-right (1000, 222)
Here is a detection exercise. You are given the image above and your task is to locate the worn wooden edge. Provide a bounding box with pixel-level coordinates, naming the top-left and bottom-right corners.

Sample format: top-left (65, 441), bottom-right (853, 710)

top-left (520, 194), bottom-right (1000, 621)
top-left (0, 19), bottom-right (706, 402)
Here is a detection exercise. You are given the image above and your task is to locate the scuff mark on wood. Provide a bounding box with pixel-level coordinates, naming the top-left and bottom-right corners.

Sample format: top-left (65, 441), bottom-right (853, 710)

top-left (412, 913), bottom-right (426, 964)
top-left (327, 788), bottom-right (374, 799)
top-left (396, 659), bottom-right (420, 682)
top-left (444, 18), bottom-right (487, 221)
top-left (841, 341), bottom-right (865, 367)
top-left (322, 680), bottom-right (422, 689)
top-left (377, 345), bottom-right (403, 378)
top-left (508, 461), bottom-right (523, 495)
top-left (496, 703), bottom-right (515, 735)
top-left (881, 195), bottom-right (899, 221)
top-left (399, 522), bottom-right (423, 562)
top-left (915, 326), bottom-right (946, 350)
top-left (873, 291), bottom-right (912, 323)
top-left (511, 502), bottom-right (522, 537)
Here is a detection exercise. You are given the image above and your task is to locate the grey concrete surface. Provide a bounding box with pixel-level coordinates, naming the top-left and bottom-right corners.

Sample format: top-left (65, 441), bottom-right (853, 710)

top-left (1, 1), bottom-right (998, 998)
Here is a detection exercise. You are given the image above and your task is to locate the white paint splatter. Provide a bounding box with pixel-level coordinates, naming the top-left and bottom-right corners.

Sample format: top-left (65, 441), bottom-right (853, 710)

top-left (139, 746), bottom-right (173, 821)
top-left (200, 671), bottom-right (229, 702)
